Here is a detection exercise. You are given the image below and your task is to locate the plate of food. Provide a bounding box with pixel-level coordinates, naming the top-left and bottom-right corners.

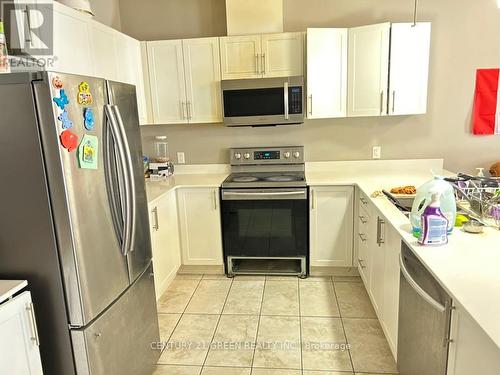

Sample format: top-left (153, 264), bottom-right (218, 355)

top-left (389, 185), bottom-right (417, 197)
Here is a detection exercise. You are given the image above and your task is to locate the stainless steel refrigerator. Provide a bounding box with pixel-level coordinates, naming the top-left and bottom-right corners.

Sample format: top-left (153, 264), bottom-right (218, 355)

top-left (0, 71), bottom-right (160, 374)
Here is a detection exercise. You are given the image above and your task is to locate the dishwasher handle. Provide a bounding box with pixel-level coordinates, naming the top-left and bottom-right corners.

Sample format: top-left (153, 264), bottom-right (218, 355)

top-left (399, 253), bottom-right (446, 313)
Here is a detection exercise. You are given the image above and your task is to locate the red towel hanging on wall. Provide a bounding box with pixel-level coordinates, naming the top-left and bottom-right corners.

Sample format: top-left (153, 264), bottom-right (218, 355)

top-left (472, 68), bottom-right (500, 135)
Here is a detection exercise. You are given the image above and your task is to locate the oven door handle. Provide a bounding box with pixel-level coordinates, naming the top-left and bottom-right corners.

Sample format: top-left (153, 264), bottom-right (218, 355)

top-left (222, 190), bottom-right (306, 200)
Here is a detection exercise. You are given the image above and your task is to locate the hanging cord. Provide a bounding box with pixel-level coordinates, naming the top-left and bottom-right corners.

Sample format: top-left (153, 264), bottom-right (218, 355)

top-left (412, 0), bottom-right (419, 27)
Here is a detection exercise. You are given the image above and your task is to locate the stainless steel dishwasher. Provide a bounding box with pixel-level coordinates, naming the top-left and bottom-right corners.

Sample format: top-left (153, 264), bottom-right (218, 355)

top-left (397, 242), bottom-right (454, 375)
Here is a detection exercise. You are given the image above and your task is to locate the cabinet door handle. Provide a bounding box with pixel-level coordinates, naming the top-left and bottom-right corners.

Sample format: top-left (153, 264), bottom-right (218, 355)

top-left (24, 5), bottom-right (32, 46)
top-left (392, 90), bottom-right (396, 114)
top-left (359, 215), bottom-right (367, 224)
top-left (380, 91), bottom-right (385, 115)
top-left (187, 101), bottom-right (192, 120)
top-left (308, 94), bottom-right (313, 115)
top-left (213, 190), bottom-right (218, 210)
top-left (311, 189), bottom-right (315, 210)
top-left (152, 207), bottom-right (159, 231)
top-left (377, 217), bottom-right (385, 246)
top-left (181, 101), bottom-right (187, 119)
top-left (358, 259), bottom-right (366, 269)
top-left (261, 53), bottom-right (266, 74)
top-left (360, 197), bottom-right (368, 205)
top-left (26, 303), bottom-right (40, 346)
top-left (358, 233), bottom-right (367, 242)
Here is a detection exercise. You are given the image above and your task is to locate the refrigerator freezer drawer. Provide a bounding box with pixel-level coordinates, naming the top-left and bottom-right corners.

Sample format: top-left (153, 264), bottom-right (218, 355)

top-left (71, 263), bottom-right (159, 375)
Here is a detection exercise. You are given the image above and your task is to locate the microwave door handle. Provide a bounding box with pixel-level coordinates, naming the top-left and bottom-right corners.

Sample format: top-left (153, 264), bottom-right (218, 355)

top-left (284, 81), bottom-right (289, 120)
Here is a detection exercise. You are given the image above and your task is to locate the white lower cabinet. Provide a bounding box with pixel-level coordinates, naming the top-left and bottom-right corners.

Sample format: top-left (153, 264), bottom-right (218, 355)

top-left (380, 223), bottom-right (401, 359)
top-left (447, 303), bottom-right (500, 375)
top-left (177, 188), bottom-right (223, 266)
top-left (355, 188), bottom-right (400, 360)
top-left (310, 186), bottom-right (354, 267)
top-left (0, 291), bottom-right (43, 375)
top-left (149, 190), bottom-right (181, 299)
top-left (369, 216), bottom-right (386, 315)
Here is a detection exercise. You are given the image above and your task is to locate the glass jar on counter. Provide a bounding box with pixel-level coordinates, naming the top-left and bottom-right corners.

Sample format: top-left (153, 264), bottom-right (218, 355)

top-left (154, 135), bottom-right (169, 163)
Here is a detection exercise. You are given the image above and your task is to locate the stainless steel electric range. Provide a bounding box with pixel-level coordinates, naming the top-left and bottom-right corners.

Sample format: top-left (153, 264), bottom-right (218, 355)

top-left (220, 146), bottom-right (309, 278)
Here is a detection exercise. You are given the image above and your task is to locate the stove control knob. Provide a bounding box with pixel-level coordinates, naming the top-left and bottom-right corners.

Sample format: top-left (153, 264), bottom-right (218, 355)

top-left (244, 153), bottom-right (251, 159)
top-left (293, 151), bottom-right (300, 158)
top-left (284, 152), bottom-right (291, 158)
top-left (234, 153), bottom-right (242, 160)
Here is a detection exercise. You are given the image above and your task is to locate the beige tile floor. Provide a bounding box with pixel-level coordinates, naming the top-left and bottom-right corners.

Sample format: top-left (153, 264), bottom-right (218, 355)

top-left (155, 274), bottom-right (398, 375)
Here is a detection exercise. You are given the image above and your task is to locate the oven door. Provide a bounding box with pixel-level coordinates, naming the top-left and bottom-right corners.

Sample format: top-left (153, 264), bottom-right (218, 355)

top-left (221, 76), bottom-right (304, 126)
top-left (221, 188), bottom-right (309, 258)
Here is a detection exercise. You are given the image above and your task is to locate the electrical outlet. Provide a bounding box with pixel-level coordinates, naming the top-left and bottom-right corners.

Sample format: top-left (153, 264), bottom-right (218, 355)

top-left (177, 152), bottom-right (185, 164)
top-left (372, 146), bottom-right (381, 159)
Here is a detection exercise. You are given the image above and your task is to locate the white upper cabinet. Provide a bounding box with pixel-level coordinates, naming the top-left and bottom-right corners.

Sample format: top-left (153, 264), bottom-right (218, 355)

top-left (146, 38), bottom-right (222, 124)
top-left (310, 186), bottom-right (354, 267)
top-left (89, 22), bottom-right (119, 80)
top-left (147, 40), bottom-right (188, 124)
top-left (220, 34), bottom-right (262, 80)
top-left (220, 32), bottom-right (304, 79)
top-left (306, 28), bottom-right (348, 119)
top-left (51, 3), bottom-right (94, 76)
top-left (182, 37), bottom-right (222, 123)
top-left (348, 22), bottom-right (391, 117)
top-left (261, 32), bottom-right (304, 77)
top-left (388, 23), bottom-right (431, 115)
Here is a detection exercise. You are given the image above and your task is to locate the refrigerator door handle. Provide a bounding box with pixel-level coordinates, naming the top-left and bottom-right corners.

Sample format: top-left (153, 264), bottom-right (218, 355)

top-left (104, 105), bottom-right (132, 256)
top-left (103, 114), bottom-right (124, 246)
top-left (111, 105), bottom-right (137, 254)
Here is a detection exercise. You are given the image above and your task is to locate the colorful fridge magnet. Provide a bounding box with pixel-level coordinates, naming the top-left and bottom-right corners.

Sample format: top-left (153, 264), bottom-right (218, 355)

top-left (83, 108), bottom-right (95, 130)
top-left (78, 134), bottom-right (98, 169)
top-left (60, 129), bottom-right (78, 152)
top-left (57, 109), bottom-right (73, 129)
top-left (53, 89), bottom-right (69, 110)
top-left (52, 75), bottom-right (64, 89)
top-left (77, 81), bottom-right (93, 105)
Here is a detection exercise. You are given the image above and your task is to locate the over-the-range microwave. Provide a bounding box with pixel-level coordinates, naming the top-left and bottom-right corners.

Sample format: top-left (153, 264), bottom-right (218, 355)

top-left (221, 76), bottom-right (305, 127)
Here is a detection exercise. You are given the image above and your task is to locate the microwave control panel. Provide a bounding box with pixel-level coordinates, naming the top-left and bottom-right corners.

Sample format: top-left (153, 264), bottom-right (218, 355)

top-left (289, 87), bottom-right (303, 114)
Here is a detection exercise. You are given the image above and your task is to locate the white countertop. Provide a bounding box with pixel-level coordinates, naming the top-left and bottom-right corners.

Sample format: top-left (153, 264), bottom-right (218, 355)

top-left (0, 280), bottom-right (27, 304)
top-left (146, 173), bottom-right (229, 204)
top-left (308, 170), bottom-right (500, 351)
top-left (145, 160), bottom-right (500, 349)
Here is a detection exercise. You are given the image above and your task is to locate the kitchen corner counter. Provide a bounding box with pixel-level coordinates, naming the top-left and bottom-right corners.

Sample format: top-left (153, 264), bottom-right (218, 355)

top-left (0, 280), bottom-right (28, 304)
top-left (146, 173), bottom-right (229, 204)
top-left (144, 160), bottom-right (500, 350)
top-left (308, 163), bottom-right (500, 350)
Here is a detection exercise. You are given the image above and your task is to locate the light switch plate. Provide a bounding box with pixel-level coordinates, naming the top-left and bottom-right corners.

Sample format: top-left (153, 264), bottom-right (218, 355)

top-left (177, 152), bottom-right (185, 164)
top-left (372, 146), bottom-right (381, 159)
